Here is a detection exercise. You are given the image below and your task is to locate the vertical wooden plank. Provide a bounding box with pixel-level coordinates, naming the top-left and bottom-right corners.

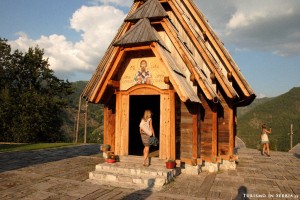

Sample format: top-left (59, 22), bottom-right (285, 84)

top-left (199, 96), bottom-right (212, 162)
top-left (212, 104), bottom-right (218, 159)
top-left (180, 101), bottom-right (193, 160)
top-left (197, 104), bottom-right (201, 158)
top-left (108, 108), bottom-right (115, 152)
top-left (192, 104), bottom-right (198, 159)
top-left (166, 93), bottom-right (170, 159)
top-left (120, 95), bottom-right (129, 155)
top-left (103, 106), bottom-right (108, 145)
top-left (160, 92), bottom-right (172, 160)
top-left (170, 90), bottom-right (176, 160)
top-left (114, 92), bottom-right (121, 155)
top-left (159, 93), bottom-right (166, 159)
top-left (228, 106), bottom-right (234, 156)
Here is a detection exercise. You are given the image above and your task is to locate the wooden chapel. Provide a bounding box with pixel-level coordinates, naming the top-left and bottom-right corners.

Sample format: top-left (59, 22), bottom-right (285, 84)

top-left (82, 0), bottom-right (255, 165)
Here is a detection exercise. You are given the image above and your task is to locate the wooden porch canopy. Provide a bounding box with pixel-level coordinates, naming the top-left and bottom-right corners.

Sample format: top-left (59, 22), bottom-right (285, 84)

top-left (82, 0), bottom-right (255, 106)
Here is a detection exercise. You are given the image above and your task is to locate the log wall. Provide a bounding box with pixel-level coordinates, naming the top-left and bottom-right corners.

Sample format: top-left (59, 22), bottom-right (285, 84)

top-left (217, 90), bottom-right (235, 157)
top-left (199, 93), bottom-right (215, 162)
top-left (180, 101), bottom-right (193, 160)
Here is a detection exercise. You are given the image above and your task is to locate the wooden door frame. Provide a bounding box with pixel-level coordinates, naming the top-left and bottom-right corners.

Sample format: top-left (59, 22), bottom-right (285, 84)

top-left (114, 84), bottom-right (175, 160)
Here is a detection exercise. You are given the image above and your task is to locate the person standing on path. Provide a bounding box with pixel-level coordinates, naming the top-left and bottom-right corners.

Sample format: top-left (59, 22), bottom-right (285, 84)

top-left (139, 110), bottom-right (155, 166)
top-left (261, 124), bottom-right (272, 157)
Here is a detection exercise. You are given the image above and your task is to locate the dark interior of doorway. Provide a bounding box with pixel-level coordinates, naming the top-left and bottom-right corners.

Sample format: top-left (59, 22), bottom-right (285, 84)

top-left (129, 95), bottom-right (160, 156)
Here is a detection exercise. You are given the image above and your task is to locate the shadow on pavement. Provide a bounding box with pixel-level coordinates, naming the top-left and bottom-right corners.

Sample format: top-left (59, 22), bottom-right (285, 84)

top-left (293, 153), bottom-right (300, 159)
top-left (233, 186), bottom-right (249, 200)
top-left (121, 179), bottom-right (154, 200)
top-left (0, 144), bottom-right (100, 173)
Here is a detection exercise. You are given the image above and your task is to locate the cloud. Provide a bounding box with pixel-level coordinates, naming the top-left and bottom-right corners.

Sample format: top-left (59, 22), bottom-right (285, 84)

top-left (196, 0), bottom-right (300, 57)
top-left (9, 5), bottom-right (126, 80)
top-left (90, 0), bottom-right (132, 7)
top-left (8, 1), bottom-right (300, 82)
top-left (256, 93), bottom-right (268, 99)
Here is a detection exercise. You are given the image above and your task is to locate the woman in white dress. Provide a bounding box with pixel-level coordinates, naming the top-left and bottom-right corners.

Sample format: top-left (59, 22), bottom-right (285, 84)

top-left (261, 124), bottom-right (272, 157)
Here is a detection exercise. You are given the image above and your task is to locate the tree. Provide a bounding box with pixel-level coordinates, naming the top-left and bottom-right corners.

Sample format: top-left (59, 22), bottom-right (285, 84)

top-left (0, 38), bottom-right (73, 142)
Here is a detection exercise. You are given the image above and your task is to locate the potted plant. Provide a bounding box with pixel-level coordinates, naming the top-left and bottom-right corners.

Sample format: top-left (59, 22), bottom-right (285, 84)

top-left (166, 159), bottom-right (176, 169)
top-left (106, 153), bottom-right (116, 163)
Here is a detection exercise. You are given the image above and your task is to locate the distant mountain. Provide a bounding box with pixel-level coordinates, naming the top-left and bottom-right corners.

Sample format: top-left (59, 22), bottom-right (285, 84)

top-left (237, 97), bottom-right (273, 118)
top-left (61, 81), bottom-right (103, 143)
top-left (237, 87), bottom-right (300, 152)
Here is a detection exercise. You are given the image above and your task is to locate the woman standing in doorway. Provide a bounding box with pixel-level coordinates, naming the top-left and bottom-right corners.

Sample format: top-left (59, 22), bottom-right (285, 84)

top-left (261, 124), bottom-right (272, 157)
top-left (139, 110), bottom-right (155, 166)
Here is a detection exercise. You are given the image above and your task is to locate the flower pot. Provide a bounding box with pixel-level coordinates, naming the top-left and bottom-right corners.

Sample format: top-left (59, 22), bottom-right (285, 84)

top-left (166, 161), bottom-right (176, 169)
top-left (106, 158), bottom-right (116, 163)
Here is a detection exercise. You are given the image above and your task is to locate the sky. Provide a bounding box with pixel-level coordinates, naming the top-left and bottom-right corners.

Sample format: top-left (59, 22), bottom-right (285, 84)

top-left (0, 0), bottom-right (299, 98)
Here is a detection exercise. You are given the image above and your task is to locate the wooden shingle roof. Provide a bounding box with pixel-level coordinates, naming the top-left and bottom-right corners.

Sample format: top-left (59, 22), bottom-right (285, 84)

top-left (82, 0), bottom-right (255, 105)
top-left (113, 18), bottom-right (168, 50)
top-left (155, 44), bottom-right (200, 103)
top-left (125, 0), bottom-right (168, 22)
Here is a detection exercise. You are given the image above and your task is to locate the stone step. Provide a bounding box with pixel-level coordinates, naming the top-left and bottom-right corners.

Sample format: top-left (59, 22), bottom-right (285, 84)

top-left (88, 171), bottom-right (167, 191)
top-left (95, 162), bottom-right (178, 177)
top-left (118, 155), bottom-right (166, 165)
top-left (88, 156), bottom-right (181, 191)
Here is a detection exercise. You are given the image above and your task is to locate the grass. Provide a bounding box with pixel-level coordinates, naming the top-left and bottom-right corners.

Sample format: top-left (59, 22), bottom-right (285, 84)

top-left (0, 143), bottom-right (78, 152)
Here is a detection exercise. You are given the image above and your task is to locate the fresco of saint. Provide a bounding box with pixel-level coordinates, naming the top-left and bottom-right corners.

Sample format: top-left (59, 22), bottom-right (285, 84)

top-left (134, 60), bottom-right (152, 84)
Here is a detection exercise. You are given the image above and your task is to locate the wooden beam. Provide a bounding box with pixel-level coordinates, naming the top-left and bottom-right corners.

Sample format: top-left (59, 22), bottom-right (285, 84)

top-left (90, 47), bottom-right (121, 102)
top-left (94, 48), bottom-right (126, 103)
top-left (164, 76), bottom-right (170, 84)
top-left (168, 1), bottom-right (236, 99)
top-left (108, 80), bottom-right (120, 88)
top-left (123, 45), bottom-right (152, 52)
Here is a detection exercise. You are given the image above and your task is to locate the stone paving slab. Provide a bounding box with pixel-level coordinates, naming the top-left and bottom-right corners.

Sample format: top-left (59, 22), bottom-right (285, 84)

top-left (0, 144), bottom-right (300, 199)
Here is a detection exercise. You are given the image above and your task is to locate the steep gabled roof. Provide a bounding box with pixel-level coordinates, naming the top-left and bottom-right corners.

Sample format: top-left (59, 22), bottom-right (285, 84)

top-left (82, 0), bottom-right (255, 106)
top-left (125, 0), bottom-right (168, 22)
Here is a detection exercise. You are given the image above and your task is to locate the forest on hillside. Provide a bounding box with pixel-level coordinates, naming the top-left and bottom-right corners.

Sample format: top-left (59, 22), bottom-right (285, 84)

top-left (61, 81), bottom-right (103, 143)
top-left (237, 87), bottom-right (300, 152)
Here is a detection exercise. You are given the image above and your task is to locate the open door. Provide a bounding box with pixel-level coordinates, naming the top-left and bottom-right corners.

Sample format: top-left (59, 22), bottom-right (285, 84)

top-left (129, 95), bottom-right (160, 156)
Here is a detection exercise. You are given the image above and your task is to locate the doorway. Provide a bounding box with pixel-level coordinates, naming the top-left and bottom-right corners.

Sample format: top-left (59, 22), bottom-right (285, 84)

top-left (129, 95), bottom-right (160, 156)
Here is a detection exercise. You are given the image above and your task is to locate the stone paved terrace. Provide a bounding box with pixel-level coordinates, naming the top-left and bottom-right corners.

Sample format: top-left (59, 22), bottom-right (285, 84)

top-left (0, 144), bottom-right (299, 200)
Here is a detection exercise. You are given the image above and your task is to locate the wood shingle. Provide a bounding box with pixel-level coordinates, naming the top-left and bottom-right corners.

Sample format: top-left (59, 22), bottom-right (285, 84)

top-left (125, 0), bottom-right (168, 22)
top-left (113, 18), bottom-right (168, 50)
